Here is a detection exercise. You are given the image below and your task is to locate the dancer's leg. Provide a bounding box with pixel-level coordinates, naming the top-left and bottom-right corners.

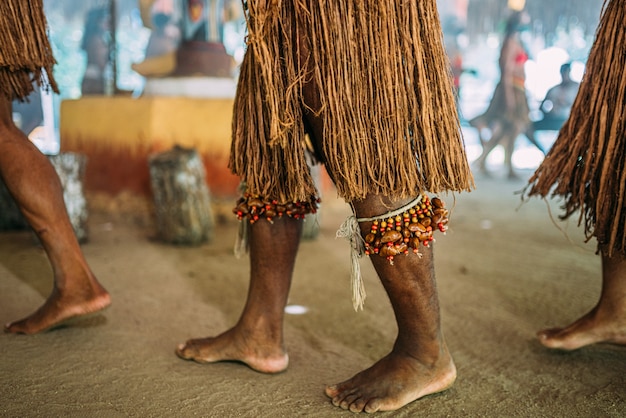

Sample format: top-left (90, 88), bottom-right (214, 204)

top-left (537, 252), bottom-right (626, 350)
top-left (0, 97), bottom-right (109, 334)
top-left (503, 130), bottom-right (518, 179)
top-left (325, 196), bottom-right (456, 413)
top-left (176, 216), bottom-right (302, 373)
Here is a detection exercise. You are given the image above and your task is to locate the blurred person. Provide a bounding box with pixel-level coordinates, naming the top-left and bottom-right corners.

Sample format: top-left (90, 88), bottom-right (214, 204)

top-left (80, 7), bottom-right (110, 95)
top-left (144, 12), bottom-right (180, 59)
top-left (524, 0), bottom-right (626, 351)
top-left (0, 0), bottom-right (111, 334)
top-left (531, 62), bottom-right (579, 132)
top-left (132, 1), bottom-right (181, 79)
top-left (175, 1), bottom-right (474, 413)
top-left (470, 10), bottom-right (543, 178)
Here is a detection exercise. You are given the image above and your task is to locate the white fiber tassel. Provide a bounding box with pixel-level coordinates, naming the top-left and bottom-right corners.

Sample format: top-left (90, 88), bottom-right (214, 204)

top-left (336, 215), bottom-right (366, 311)
top-left (335, 195), bottom-right (424, 311)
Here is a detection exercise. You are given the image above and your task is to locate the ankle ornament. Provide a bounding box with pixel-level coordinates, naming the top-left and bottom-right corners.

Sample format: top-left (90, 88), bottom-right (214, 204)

top-left (233, 193), bottom-right (321, 224)
top-left (363, 195), bottom-right (449, 261)
top-left (336, 194), bottom-right (449, 311)
top-left (232, 193), bottom-right (321, 259)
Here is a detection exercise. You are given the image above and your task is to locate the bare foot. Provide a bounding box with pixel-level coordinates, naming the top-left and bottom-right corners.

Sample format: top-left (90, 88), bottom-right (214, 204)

top-left (325, 350), bottom-right (457, 413)
top-left (4, 286), bottom-right (111, 335)
top-left (537, 307), bottom-right (626, 350)
top-left (176, 328), bottom-right (289, 374)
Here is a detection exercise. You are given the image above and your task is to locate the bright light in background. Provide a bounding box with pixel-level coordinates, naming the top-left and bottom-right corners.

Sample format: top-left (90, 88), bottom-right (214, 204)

top-left (525, 47), bottom-right (585, 106)
top-left (525, 47), bottom-right (570, 102)
top-left (569, 61), bottom-right (585, 82)
top-left (511, 143), bottom-right (548, 169)
top-left (462, 127), bottom-right (558, 172)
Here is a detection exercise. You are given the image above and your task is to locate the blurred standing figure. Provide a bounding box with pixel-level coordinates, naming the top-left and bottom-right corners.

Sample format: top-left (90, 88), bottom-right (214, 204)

top-left (0, 0), bottom-right (111, 334)
top-left (524, 0), bottom-right (626, 351)
top-left (80, 7), bottom-right (110, 95)
top-left (532, 63), bottom-right (580, 132)
top-left (470, 10), bottom-right (540, 178)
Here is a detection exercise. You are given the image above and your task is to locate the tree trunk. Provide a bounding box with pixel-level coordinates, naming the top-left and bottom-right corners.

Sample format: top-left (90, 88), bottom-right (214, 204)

top-left (149, 145), bottom-right (214, 245)
top-left (49, 152), bottom-right (89, 243)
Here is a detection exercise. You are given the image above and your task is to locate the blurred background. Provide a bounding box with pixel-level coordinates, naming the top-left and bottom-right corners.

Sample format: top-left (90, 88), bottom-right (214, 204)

top-left (40, 0), bottom-right (604, 96)
top-left (16, 0), bottom-right (606, 185)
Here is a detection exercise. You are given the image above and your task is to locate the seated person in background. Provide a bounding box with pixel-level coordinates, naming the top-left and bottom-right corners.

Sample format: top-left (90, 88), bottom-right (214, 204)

top-left (144, 12), bottom-right (180, 59)
top-left (532, 63), bottom-right (579, 131)
top-left (131, 11), bottom-right (180, 79)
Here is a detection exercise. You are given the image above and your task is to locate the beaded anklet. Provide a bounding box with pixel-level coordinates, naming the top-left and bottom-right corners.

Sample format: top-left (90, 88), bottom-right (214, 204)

top-left (233, 193), bottom-right (321, 224)
top-left (232, 193), bottom-right (321, 259)
top-left (363, 194), bottom-right (448, 261)
top-left (336, 194), bottom-right (449, 311)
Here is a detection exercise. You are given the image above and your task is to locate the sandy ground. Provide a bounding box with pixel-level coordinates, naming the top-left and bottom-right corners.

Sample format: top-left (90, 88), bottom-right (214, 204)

top-left (1, 168), bottom-right (625, 418)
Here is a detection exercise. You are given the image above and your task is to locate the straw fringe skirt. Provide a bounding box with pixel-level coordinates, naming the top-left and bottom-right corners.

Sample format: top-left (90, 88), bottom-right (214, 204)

top-left (525, 0), bottom-right (626, 257)
top-left (229, 0), bottom-right (474, 204)
top-left (0, 0), bottom-right (59, 101)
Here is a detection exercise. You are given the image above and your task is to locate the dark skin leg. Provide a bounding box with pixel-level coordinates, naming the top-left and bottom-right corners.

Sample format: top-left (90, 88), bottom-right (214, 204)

top-left (176, 104), bottom-right (456, 413)
top-left (177, 19), bottom-right (455, 409)
top-left (537, 252), bottom-right (626, 350)
top-left (324, 196), bottom-right (456, 413)
top-left (0, 96), bottom-right (110, 334)
top-left (176, 216), bottom-right (301, 373)
top-left (175, 195), bottom-right (456, 410)
top-left (297, 79), bottom-right (457, 410)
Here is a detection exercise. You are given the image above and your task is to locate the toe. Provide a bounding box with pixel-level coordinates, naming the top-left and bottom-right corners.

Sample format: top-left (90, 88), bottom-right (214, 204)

top-left (340, 393), bottom-right (361, 410)
top-left (175, 342), bottom-right (193, 359)
top-left (364, 398), bottom-right (382, 414)
top-left (537, 328), bottom-right (561, 340)
top-left (324, 385), bottom-right (338, 398)
top-left (349, 397), bottom-right (368, 413)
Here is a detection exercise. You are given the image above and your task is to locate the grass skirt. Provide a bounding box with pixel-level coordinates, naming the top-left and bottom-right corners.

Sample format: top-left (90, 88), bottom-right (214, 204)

top-left (229, 0), bottom-right (474, 204)
top-left (0, 0), bottom-right (58, 101)
top-left (524, 0), bottom-right (626, 257)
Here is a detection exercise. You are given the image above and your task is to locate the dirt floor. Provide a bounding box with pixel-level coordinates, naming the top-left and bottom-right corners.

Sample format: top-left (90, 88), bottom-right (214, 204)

top-left (1, 167), bottom-right (625, 418)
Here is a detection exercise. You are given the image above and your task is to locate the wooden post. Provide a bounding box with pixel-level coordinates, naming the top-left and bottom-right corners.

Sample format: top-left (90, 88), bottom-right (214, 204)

top-left (301, 162), bottom-right (321, 240)
top-left (49, 152), bottom-right (89, 243)
top-left (149, 145), bottom-right (214, 245)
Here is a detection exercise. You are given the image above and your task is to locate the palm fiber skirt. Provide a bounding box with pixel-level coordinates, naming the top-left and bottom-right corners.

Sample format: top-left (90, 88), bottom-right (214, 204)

top-left (0, 0), bottom-right (58, 101)
top-left (229, 0), bottom-right (474, 204)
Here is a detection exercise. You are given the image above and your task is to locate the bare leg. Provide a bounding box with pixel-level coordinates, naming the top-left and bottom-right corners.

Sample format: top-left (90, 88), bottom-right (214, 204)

top-left (325, 196), bottom-right (457, 413)
top-left (0, 97), bottom-right (110, 334)
top-left (176, 216), bottom-right (302, 373)
top-left (469, 116), bottom-right (499, 150)
top-left (470, 121), bottom-right (488, 148)
top-left (537, 252), bottom-right (626, 350)
top-left (475, 126), bottom-right (506, 174)
top-left (503, 130), bottom-right (518, 179)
